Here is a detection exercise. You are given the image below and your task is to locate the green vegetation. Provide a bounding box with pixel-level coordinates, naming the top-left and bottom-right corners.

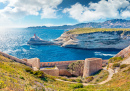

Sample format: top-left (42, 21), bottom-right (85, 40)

top-left (109, 57), bottom-right (123, 63)
top-left (1, 53), bottom-right (130, 91)
top-left (70, 83), bottom-right (83, 89)
top-left (66, 28), bottom-right (130, 34)
top-left (85, 76), bottom-right (94, 82)
top-left (113, 63), bottom-right (120, 67)
top-left (89, 70), bottom-right (109, 84)
top-left (43, 66), bottom-right (56, 69)
top-left (120, 64), bottom-right (127, 69)
top-left (0, 54), bottom-right (45, 91)
top-left (68, 60), bottom-right (84, 76)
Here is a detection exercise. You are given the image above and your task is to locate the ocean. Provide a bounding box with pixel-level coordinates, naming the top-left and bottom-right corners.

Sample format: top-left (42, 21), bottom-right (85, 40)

top-left (0, 28), bottom-right (120, 62)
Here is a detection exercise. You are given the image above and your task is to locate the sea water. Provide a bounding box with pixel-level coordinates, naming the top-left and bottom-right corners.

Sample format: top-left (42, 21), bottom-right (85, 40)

top-left (0, 28), bottom-right (120, 62)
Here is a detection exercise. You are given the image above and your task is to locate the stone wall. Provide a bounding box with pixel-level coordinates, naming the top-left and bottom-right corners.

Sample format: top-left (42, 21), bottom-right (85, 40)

top-left (40, 60), bottom-right (77, 67)
top-left (0, 51), bottom-right (32, 67)
top-left (27, 58), bottom-right (40, 69)
top-left (59, 69), bottom-right (72, 77)
top-left (40, 69), bottom-right (59, 76)
top-left (83, 58), bottom-right (102, 77)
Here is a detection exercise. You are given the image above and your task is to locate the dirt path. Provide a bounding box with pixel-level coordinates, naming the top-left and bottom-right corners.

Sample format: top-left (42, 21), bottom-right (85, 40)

top-left (56, 67), bottom-right (114, 86)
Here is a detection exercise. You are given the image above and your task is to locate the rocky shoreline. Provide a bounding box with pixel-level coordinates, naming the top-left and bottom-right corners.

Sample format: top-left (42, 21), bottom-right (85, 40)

top-left (54, 31), bottom-right (130, 49)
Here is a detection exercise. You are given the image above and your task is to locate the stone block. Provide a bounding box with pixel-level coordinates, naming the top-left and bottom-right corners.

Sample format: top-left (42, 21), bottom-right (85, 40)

top-left (83, 58), bottom-right (102, 78)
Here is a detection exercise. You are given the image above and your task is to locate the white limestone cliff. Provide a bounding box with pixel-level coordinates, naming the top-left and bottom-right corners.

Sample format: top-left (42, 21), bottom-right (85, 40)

top-left (55, 31), bottom-right (130, 49)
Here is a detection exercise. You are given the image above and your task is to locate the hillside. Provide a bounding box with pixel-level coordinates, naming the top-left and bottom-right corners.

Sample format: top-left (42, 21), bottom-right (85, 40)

top-left (0, 47), bottom-right (130, 90)
top-left (28, 19), bottom-right (130, 29)
top-left (0, 54), bottom-right (46, 91)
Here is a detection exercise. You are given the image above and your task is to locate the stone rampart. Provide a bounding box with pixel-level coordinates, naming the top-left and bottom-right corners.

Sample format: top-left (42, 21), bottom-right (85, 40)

top-left (40, 60), bottom-right (77, 67)
top-left (40, 69), bottom-right (59, 76)
top-left (27, 58), bottom-right (40, 69)
top-left (0, 51), bottom-right (32, 67)
top-left (83, 58), bottom-right (102, 77)
top-left (59, 69), bottom-right (72, 77)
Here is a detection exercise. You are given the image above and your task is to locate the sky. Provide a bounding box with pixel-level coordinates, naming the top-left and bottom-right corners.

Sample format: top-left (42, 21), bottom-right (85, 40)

top-left (0, 0), bottom-right (130, 28)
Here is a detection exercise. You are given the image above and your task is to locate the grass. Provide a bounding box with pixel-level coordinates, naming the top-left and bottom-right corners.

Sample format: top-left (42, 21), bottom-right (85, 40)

top-left (1, 53), bottom-right (130, 91)
top-left (109, 57), bottom-right (123, 63)
top-left (89, 70), bottom-right (109, 84)
top-left (0, 54), bottom-right (45, 91)
top-left (66, 28), bottom-right (130, 34)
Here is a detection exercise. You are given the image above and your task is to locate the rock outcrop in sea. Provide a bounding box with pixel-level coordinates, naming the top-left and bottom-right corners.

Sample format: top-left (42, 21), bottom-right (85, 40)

top-left (54, 30), bottom-right (130, 49)
top-left (27, 34), bottom-right (56, 45)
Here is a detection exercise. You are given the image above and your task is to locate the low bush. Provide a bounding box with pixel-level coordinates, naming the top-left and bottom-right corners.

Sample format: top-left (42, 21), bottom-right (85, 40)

top-left (75, 79), bottom-right (82, 83)
top-left (0, 80), bottom-right (6, 89)
top-left (75, 88), bottom-right (88, 91)
top-left (70, 83), bottom-right (83, 89)
top-left (109, 57), bottom-right (123, 63)
top-left (19, 76), bottom-right (25, 80)
top-left (33, 71), bottom-right (44, 78)
top-left (67, 79), bottom-right (76, 82)
top-left (60, 77), bottom-right (67, 81)
top-left (85, 76), bottom-right (94, 82)
top-left (25, 67), bottom-right (33, 73)
top-left (120, 64), bottom-right (127, 69)
top-left (113, 63), bottom-right (120, 67)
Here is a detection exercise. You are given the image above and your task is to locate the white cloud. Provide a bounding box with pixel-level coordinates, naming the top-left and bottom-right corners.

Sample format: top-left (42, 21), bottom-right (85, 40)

top-left (0, 0), bottom-right (62, 19)
top-left (121, 11), bottom-right (130, 18)
top-left (63, 0), bottom-right (130, 22)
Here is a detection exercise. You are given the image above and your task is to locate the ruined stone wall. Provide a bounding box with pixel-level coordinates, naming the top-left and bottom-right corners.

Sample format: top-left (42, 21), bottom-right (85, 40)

top-left (40, 60), bottom-right (77, 67)
top-left (59, 69), bottom-right (72, 77)
top-left (83, 58), bottom-right (102, 77)
top-left (0, 51), bottom-right (32, 67)
top-left (41, 69), bottom-right (59, 76)
top-left (27, 58), bottom-right (40, 69)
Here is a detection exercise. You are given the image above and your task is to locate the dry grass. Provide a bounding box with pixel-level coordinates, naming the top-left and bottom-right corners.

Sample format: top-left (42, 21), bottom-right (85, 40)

top-left (67, 28), bottom-right (130, 34)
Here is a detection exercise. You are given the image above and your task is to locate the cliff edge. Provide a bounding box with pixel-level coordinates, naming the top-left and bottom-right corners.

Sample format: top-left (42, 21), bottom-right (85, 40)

top-left (55, 28), bottom-right (130, 49)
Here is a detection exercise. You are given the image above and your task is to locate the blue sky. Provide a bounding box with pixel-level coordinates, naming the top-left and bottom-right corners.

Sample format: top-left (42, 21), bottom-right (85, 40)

top-left (0, 0), bottom-right (130, 28)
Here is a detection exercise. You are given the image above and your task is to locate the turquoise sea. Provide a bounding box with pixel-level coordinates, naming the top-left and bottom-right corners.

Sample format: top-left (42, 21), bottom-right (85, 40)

top-left (0, 28), bottom-right (120, 62)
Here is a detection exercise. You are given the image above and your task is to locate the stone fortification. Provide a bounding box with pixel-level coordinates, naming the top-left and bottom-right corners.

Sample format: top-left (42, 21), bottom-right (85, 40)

top-left (27, 58), bottom-right (40, 70)
top-left (40, 60), bottom-right (77, 67)
top-left (0, 51), bottom-right (32, 67)
top-left (83, 58), bottom-right (102, 77)
top-left (40, 69), bottom-right (59, 76)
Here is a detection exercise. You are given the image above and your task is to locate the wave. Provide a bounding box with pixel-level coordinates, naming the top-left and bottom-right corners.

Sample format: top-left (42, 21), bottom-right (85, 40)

top-left (95, 52), bottom-right (116, 56)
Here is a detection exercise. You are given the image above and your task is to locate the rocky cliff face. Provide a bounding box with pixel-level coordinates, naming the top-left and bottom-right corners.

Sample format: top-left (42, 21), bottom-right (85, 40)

top-left (115, 45), bottom-right (130, 64)
top-left (55, 31), bottom-right (130, 49)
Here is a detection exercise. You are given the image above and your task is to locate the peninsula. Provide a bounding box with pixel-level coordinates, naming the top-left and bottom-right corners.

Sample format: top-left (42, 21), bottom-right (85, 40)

top-left (55, 28), bottom-right (130, 49)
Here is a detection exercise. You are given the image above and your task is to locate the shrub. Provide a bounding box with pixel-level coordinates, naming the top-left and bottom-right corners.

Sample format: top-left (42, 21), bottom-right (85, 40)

top-left (60, 77), bottom-right (67, 81)
top-left (19, 76), bottom-right (25, 80)
top-left (113, 63), bottom-right (120, 67)
top-left (0, 80), bottom-right (6, 89)
top-left (120, 64), bottom-right (127, 69)
top-left (75, 79), bottom-right (82, 83)
top-left (70, 83), bottom-right (83, 89)
top-left (25, 67), bottom-right (33, 73)
top-left (33, 71), bottom-right (44, 78)
top-left (109, 57), bottom-right (123, 63)
top-left (75, 88), bottom-right (88, 91)
top-left (67, 79), bottom-right (76, 82)
top-left (85, 76), bottom-right (94, 82)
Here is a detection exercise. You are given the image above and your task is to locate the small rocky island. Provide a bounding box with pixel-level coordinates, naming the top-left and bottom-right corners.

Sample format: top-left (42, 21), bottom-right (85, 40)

top-left (54, 28), bottom-right (130, 49)
top-left (27, 34), bottom-right (57, 45)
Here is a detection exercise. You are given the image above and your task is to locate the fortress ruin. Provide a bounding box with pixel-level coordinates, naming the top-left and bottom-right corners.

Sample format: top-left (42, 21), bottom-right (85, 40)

top-left (0, 51), bottom-right (103, 77)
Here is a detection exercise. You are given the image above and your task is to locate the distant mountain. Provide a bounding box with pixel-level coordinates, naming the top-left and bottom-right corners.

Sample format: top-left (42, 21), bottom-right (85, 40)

top-left (28, 19), bottom-right (130, 30)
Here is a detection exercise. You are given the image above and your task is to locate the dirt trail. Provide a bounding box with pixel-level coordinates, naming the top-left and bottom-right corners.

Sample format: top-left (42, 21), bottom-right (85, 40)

top-left (56, 67), bottom-right (114, 86)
